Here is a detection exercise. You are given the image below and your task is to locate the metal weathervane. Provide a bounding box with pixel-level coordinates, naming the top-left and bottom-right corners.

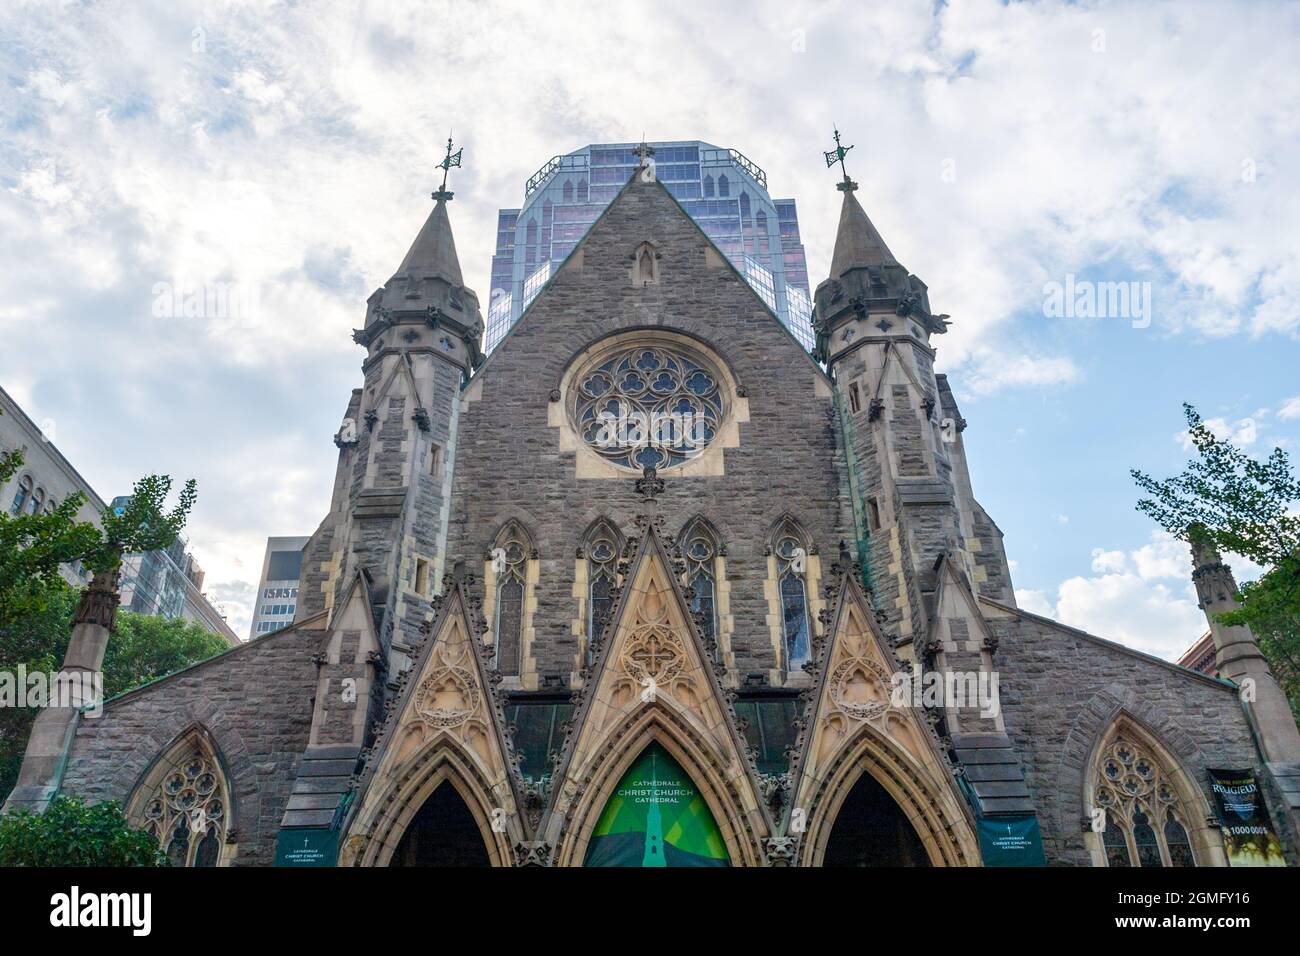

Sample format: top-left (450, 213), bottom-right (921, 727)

top-left (433, 134), bottom-right (463, 201)
top-left (824, 126), bottom-right (857, 192)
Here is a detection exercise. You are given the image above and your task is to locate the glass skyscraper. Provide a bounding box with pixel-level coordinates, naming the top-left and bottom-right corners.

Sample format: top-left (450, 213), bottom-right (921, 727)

top-left (486, 140), bottom-right (814, 353)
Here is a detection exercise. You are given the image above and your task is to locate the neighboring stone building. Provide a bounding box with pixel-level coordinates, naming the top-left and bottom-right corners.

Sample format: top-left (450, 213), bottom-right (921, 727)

top-left (9, 142), bottom-right (1300, 868)
top-left (0, 384), bottom-right (102, 587)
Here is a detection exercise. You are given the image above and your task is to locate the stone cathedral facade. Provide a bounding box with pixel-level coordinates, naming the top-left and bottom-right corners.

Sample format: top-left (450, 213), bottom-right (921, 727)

top-left (10, 146), bottom-right (1300, 867)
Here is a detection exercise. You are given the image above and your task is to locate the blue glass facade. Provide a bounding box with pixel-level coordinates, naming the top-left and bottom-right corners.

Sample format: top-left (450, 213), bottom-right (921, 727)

top-left (486, 141), bottom-right (814, 353)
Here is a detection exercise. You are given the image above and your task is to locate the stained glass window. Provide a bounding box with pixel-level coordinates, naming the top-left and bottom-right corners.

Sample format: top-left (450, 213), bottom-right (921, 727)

top-left (1092, 733), bottom-right (1196, 867)
top-left (493, 523), bottom-right (531, 676)
top-left (680, 521), bottom-right (720, 660)
top-left (585, 521), bottom-right (621, 664)
top-left (137, 744), bottom-right (228, 867)
top-left (570, 343), bottom-right (726, 471)
top-left (773, 525), bottom-right (811, 669)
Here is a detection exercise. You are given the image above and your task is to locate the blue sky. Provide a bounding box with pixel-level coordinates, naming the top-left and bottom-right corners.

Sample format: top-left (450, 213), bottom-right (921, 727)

top-left (1, 0), bottom-right (1296, 650)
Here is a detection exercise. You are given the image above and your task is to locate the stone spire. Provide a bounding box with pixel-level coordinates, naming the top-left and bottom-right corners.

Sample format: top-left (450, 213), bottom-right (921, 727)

top-left (1190, 531), bottom-right (1300, 762)
top-left (829, 189), bottom-right (900, 279)
top-left (391, 195), bottom-right (464, 287)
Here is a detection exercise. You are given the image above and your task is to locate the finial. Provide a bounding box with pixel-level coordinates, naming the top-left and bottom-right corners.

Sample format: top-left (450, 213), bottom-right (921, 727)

top-left (432, 133), bottom-right (463, 202)
top-left (635, 465), bottom-right (665, 502)
top-left (824, 125), bottom-right (857, 193)
top-left (632, 139), bottom-right (656, 168)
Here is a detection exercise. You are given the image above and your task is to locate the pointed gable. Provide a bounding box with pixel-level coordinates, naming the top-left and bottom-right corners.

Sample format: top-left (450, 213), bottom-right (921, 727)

top-left (342, 579), bottom-right (528, 865)
top-left (787, 561), bottom-right (979, 865)
top-left (542, 516), bottom-right (771, 866)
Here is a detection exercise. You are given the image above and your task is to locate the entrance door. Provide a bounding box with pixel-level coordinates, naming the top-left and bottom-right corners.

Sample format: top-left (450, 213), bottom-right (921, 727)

top-left (584, 743), bottom-right (729, 867)
top-left (391, 781), bottom-right (492, 867)
top-left (823, 771), bottom-right (931, 866)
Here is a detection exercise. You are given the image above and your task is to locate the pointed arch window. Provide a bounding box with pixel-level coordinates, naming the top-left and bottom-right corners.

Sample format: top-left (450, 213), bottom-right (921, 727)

top-left (492, 522), bottom-right (532, 676)
top-left (584, 520), bottom-right (622, 662)
top-left (680, 519), bottom-right (720, 659)
top-left (703, 174), bottom-right (714, 197)
top-left (130, 732), bottom-right (230, 867)
top-left (718, 174), bottom-right (730, 197)
top-left (563, 180), bottom-right (574, 203)
top-left (1091, 733), bottom-right (1197, 868)
top-left (10, 474), bottom-right (32, 515)
top-left (772, 519), bottom-right (811, 670)
top-left (577, 178), bottom-right (588, 201)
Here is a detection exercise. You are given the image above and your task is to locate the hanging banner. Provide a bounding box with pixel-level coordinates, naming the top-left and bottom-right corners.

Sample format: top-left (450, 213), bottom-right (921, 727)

top-left (1208, 768), bottom-right (1286, 867)
top-left (275, 828), bottom-right (339, 867)
top-left (976, 813), bottom-right (1048, 867)
top-left (584, 743), bottom-right (729, 867)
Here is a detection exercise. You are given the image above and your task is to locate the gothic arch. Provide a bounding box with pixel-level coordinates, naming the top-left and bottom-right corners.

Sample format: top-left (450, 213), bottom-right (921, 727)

top-left (485, 518), bottom-right (539, 682)
top-left (766, 513), bottom-right (818, 673)
top-left (1057, 684), bottom-right (1224, 864)
top-left (347, 738), bottom-right (515, 867)
top-left (799, 721), bottom-right (977, 867)
top-left (125, 723), bottom-right (236, 867)
top-left (1081, 712), bottom-right (1223, 867)
top-left (552, 702), bottom-right (766, 867)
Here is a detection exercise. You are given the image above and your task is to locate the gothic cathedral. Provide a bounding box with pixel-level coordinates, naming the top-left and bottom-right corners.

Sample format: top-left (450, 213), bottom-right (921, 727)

top-left (10, 145), bottom-right (1300, 868)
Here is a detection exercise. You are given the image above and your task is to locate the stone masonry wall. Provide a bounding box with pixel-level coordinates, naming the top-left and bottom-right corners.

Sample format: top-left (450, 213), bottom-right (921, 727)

top-left (58, 625), bottom-right (322, 866)
top-left (447, 178), bottom-right (851, 681)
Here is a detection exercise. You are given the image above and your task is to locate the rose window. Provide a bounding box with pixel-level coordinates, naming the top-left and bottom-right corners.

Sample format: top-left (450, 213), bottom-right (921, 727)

top-left (570, 344), bottom-right (726, 470)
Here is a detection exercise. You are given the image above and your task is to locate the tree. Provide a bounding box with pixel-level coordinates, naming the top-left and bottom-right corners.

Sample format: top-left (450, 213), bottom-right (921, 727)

top-left (1, 421), bottom-right (208, 802)
top-left (1132, 403), bottom-right (1300, 711)
top-left (0, 796), bottom-right (167, 866)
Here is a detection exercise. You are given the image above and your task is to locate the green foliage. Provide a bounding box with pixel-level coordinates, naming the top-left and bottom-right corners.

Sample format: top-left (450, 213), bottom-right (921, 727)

top-left (102, 612), bottom-right (231, 696)
top-left (0, 439), bottom-right (209, 802)
top-left (1132, 403), bottom-right (1300, 711)
top-left (0, 795), bottom-right (167, 866)
top-left (95, 475), bottom-right (198, 573)
top-left (1132, 403), bottom-right (1300, 568)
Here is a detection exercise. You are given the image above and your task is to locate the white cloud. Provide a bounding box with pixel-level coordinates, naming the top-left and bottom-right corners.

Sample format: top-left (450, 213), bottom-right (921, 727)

top-left (1017, 529), bottom-right (1271, 660)
top-left (2, 0), bottom-right (1299, 615)
top-left (1279, 396), bottom-right (1300, 421)
top-left (1053, 572), bottom-right (1206, 660)
top-left (1090, 548), bottom-right (1128, 573)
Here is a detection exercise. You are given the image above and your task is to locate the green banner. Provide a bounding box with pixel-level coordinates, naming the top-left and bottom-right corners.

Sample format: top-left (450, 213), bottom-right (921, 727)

top-left (584, 743), bottom-right (729, 867)
top-left (275, 828), bottom-right (339, 867)
top-left (975, 814), bottom-right (1047, 866)
top-left (1208, 768), bottom-right (1286, 867)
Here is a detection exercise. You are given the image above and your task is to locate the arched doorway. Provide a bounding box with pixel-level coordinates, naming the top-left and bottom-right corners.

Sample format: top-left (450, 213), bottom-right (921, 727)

top-left (584, 743), bottom-right (729, 867)
top-left (391, 782), bottom-right (492, 867)
top-left (823, 771), bottom-right (931, 867)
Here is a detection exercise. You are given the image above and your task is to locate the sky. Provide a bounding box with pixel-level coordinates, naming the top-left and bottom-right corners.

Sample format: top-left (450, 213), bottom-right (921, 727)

top-left (1, 0), bottom-right (1297, 654)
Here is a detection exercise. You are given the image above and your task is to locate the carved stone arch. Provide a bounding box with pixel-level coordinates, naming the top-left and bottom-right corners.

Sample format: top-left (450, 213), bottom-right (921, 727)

top-left (767, 512), bottom-right (812, 553)
top-left (1057, 684), bottom-right (1215, 860)
top-left (678, 513), bottom-right (723, 553)
top-left (348, 738), bottom-right (516, 867)
top-left (485, 518), bottom-right (539, 684)
top-left (799, 721), bottom-right (977, 867)
top-left (628, 240), bottom-right (663, 286)
top-left (765, 513), bottom-right (821, 677)
top-left (552, 703), bottom-right (765, 867)
top-left (582, 515), bottom-right (625, 555)
top-left (125, 723), bottom-right (236, 867)
top-left (1076, 705), bottom-right (1223, 868)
